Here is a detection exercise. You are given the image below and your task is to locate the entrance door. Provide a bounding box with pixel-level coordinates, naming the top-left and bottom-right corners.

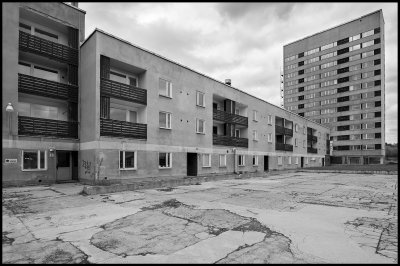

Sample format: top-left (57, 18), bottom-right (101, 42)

top-left (301, 157), bottom-right (304, 168)
top-left (187, 153), bottom-right (198, 176)
top-left (56, 151), bottom-right (72, 181)
top-left (322, 158), bottom-right (325, 166)
top-left (264, 156), bottom-right (269, 171)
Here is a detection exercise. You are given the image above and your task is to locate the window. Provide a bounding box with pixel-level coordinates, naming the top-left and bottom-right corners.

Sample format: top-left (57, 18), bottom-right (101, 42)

top-left (295, 124), bottom-right (299, 132)
top-left (119, 151), bottom-right (137, 170)
top-left (305, 157), bottom-right (308, 165)
top-left (295, 138), bottom-right (298, 147)
top-left (288, 156), bottom-right (292, 165)
top-left (238, 155), bottom-right (245, 166)
top-left (253, 130), bottom-right (258, 141)
top-left (267, 115), bottom-right (273, 125)
top-left (159, 152), bottom-right (172, 168)
top-left (253, 110), bottom-right (258, 121)
top-left (18, 101), bottom-right (68, 121)
top-left (202, 154), bottom-right (211, 167)
top-left (278, 156), bottom-right (283, 165)
top-left (22, 150), bottom-right (46, 171)
top-left (267, 133), bottom-right (272, 143)
top-left (219, 154), bottom-right (227, 167)
top-left (235, 129), bottom-right (240, 138)
top-left (159, 78), bottom-right (172, 98)
top-left (362, 29), bottom-right (374, 38)
top-left (110, 106), bottom-right (137, 123)
top-left (19, 22), bottom-right (31, 33)
top-left (252, 155), bottom-right (258, 166)
top-left (196, 91), bottom-right (205, 107)
top-left (196, 119), bottom-right (205, 134)
top-left (159, 112), bottom-right (172, 129)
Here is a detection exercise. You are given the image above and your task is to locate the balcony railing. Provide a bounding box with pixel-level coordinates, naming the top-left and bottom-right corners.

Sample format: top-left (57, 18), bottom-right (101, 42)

top-left (307, 147), bottom-right (318, 154)
top-left (307, 134), bottom-right (318, 142)
top-left (275, 125), bottom-right (293, 136)
top-left (275, 142), bottom-right (293, 151)
top-left (19, 31), bottom-right (78, 65)
top-left (285, 144), bottom-right (293, 151)
top-left (213, 134), bottom-right (248, 148)
top-left (100, 118), bottom-right (147, 139)
top-left (101, 78), bottom-right (147, 105)
top-left (275, 142), bottom-right (285, 151)
top-left (18, 74), bottom-right (78, 102)
top-left (213, 109), bottom-right (248, 126)
top-left (18, 116), bottom-right (78, 139)
top-left (284, 128), bottom-right (293, 136)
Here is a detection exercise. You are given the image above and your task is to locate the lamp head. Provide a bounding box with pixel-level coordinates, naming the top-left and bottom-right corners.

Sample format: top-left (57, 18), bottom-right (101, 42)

top-left (6, 103), bottom-right (14, 112)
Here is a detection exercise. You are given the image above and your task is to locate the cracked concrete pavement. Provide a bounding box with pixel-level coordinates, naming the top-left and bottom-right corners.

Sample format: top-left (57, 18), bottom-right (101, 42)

top-left (2, 172), bottom-right (398, 263)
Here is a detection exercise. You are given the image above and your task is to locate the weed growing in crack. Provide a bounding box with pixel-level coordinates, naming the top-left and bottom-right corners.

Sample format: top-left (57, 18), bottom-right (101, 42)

top-left (141, 199), bottom-right (183, 211)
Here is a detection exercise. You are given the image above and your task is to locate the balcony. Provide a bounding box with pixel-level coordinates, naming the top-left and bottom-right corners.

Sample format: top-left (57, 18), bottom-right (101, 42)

top-left (18, 116), bottom-right (78, 139)
top-left (213, 109), bottom-right (248, 126)
top-left (18, 74), bottom-right (78, 102)
top-left (275, 125), bottom-right (293, 136)
top-left (101, 78), bottom-right (147, 105)
top-left (100, 118), bottom-right (147, 139)
top-left (213, 134), bottom-right (248, 148)
top-left (19, 31), bottom-right (78, 65)
top-left (307, 147), bottom-right (318, 154)
top-left (275, 143), bottom-right (293, 151)
top-left (307, 134), bottom-right (318, 142)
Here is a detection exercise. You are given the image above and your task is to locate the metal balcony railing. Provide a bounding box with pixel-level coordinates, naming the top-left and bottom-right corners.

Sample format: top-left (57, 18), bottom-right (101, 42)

top-left (18, 116), bottom-right (78, 139)
top-left (213, 109), bottom-right (248, 126)
top-left (100, 118), bottom-right (147, 139)
top-left (100, 78), bottom-right (147, 105)
top-left (213, 134), bottom-right (248, 148)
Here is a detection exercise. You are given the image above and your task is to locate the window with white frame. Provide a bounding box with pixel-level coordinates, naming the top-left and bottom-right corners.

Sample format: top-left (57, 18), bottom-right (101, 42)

top-left (119, 151), bottom-right (137, 170)
top-left (288, 156), bottom-right (292, 165)
top-left (219, 154), bottom-right (227, 167)
top-left (278, 156), bottom-right (283, 165)
top-left (159, 78), bottom-right (172, 98)
top-left (295, 157), bottom-right (299, 165)
top-left (267, 115), bottom-right (273, 125)
top-left (253, 110), bottom-right (258, 121)
top-left (252, 155), bottom-right (258, 166)
top-left (295, 124), bottom-right (299, 132)
top-left (159, 152), bottom-right (172, 168)
top-left (22, 150), bottom-right (47, 171)
top-left (159, 111), bottom-right (172, 129)
top-left (305, 157), bottom-right (308, 165)
top-left (196, 91), bottom-right (205, 107)
top-left (295, 138), bottom-right (298, 147)
top-left (253, 130), bottom-right (258, 141)
top-left (196, 119), bottom-right (205, 134)
top-left (110, 69), bottom-right (138, 86)
top-left (202, 154), bottom-right (211, 167)
top-left (238, 155), bottom-right (245, 166)
top-left (267, 133), bottom-right (272, 143)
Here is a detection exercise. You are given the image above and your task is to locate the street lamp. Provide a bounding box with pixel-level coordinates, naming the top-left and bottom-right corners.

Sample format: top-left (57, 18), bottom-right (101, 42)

top-left (6, 103), bottom-right (14, 137)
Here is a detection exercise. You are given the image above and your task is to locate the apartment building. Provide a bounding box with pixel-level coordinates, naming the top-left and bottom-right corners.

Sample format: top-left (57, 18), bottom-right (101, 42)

top-left (283, 10), bottom-right (385, 165)
top-left (3, 2), bottom-right (329, 186)
top-left (2, 2), bottom-right (85, 186)
top-left (78, 29), bottom-right (329, 184)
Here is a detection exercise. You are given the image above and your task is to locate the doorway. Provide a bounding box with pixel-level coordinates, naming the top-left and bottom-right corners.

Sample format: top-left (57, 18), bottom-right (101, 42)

top-left (264, 156), bottom-right (269, 171)
top-left (322, 158), bottom-right (325, 166)
top-left (56, 151), bottom-right (72, 181)
top-left (301, 157), bottom-right (304, 168)
top-left (187, 153), bottom-right (198, 176)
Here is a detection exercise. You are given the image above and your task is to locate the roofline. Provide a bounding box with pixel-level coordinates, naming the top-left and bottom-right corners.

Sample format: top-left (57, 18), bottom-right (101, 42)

top-left (62, 2), bottom-right (86, 14)
top-left (81, 28), bottom-right (329, 130)
top-left (284, 9), bottom-right (382, 47)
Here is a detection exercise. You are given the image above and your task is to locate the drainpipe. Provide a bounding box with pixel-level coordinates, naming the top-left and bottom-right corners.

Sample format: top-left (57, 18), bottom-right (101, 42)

top-left (232, 148), bottom-right (237, 174)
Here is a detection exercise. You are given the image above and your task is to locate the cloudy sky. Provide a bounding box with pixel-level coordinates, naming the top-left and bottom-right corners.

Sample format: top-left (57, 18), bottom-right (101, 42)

top-left (79, 2), bottom-right (398, 144)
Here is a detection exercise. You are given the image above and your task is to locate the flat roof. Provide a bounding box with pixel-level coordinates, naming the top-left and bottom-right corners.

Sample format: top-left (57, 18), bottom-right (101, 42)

top-left (81, 28), bottom-right (329, 129)
top-left (284, 9), bottom-right (382, 47)
top-left (62, 2), bottom-right (86, 14)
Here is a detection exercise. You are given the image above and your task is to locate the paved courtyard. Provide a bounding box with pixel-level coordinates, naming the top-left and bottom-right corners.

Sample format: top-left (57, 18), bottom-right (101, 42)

top-left (2, 172), bottom-right (398, 263)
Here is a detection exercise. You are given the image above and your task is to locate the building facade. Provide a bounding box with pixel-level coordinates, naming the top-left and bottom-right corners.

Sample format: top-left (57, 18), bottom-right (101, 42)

top-left (283, 10), bottom-right (385, 165)
top-left (3, 2), bottom-right (329, 186)
top-left (2, 2), bottom-right (85, 186)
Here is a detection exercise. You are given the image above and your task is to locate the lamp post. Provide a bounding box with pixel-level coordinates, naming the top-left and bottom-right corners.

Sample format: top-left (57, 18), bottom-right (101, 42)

top-left (6, 103), bottom-right (14, 137)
